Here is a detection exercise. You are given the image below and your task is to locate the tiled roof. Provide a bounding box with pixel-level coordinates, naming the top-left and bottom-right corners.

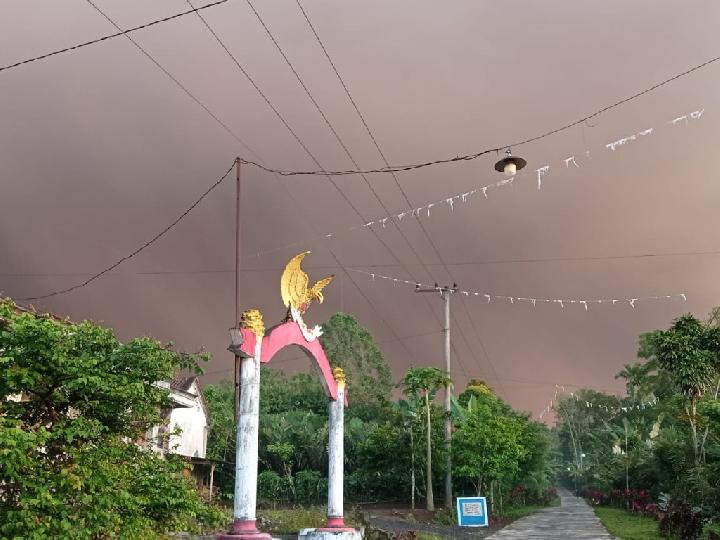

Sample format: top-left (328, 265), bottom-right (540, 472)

top-left (170, 376), bottom-right (198, 393)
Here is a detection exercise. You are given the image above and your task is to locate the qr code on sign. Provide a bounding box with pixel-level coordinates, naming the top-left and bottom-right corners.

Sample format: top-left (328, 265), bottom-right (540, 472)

top-left (462, 502), bottom-right (484, 516)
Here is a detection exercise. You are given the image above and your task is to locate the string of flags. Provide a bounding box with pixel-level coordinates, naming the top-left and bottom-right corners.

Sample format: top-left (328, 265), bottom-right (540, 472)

top-left (346, 268), bottom-right (687, 311)
top-left (539, 388), bottom-right (661, 420)
top-left (538, 385), bottom-right (565, 420)
top-left (247, 107), bottom-right (705, 261)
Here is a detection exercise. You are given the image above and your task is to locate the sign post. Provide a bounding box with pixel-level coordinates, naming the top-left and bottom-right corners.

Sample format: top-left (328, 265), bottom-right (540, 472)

top-left (456, 497), bottom-right (489, 528)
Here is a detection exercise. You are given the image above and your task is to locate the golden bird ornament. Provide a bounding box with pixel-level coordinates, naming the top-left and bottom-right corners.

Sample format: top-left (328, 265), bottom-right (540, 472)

top-left (280, 252), bottom-right (334, 340)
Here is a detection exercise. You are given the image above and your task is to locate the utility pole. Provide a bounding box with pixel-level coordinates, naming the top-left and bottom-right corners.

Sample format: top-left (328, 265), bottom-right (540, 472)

top-left (415, 283), bottom-right (457, 509)
top-left (234, 157), bottom-right (242, 422)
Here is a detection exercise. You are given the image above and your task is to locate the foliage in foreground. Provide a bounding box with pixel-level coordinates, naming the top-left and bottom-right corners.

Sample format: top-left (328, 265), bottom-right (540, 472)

top-left (555, 309), bottom-right (720, 539)
top-left (0, 299), bottom-right (226, 539)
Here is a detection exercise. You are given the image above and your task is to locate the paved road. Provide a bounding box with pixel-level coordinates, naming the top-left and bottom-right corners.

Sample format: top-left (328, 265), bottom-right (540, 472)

top-left (486, 488), bottom-right (616, 539)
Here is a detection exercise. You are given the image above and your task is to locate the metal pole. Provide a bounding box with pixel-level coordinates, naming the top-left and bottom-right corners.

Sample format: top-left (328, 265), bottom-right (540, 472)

top-left (443, 289), bottom-right (452, 510)
top-left (234, 158), bottom-right (241, 422)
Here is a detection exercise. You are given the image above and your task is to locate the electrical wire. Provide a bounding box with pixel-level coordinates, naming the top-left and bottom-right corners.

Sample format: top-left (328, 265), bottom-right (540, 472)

top-left (295, 1), bottom-right (498, 388)
top-left (239, 51), bottom-right (720, 177)
top-left (243, 0), bottom-right (473, 377)
top-left (7, 246), bottom-right (720, 277)
top-left (18, 161), bottom-right (236, 301)
top-left (0, 0), bottom-right (229, 73)
top-left (15, 3), bottom-right (430, 375)
top-left (183, 2), bottom-right (424, 368)
top-left (186, 0), bottom-right (472, 374)
top-left (83, 0), bottom-right (259, 157)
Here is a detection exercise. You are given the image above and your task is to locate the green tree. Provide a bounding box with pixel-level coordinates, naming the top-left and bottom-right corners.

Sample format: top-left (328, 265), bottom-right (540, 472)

top-left (399, 366), bottom-right (452, 511)
top-left (0, 299), bottom-right (224, 539)
top-left (452, 396), bottom-right (527, 498)
top-left (205, 369), bottom-right (329, 501)
top-left (204, 381), bottom-right (235, 463)
top-left (645, 314), bottom-right (720, 463)
top-left (320, 313), bottom-right (393, 420)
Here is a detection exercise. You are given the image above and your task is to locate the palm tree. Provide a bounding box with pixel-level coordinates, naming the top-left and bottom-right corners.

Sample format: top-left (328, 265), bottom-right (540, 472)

top-left (399, 367), bottom-right (452, 511)
top-left (616, 361), bottom-right (654, 401)
top-left (398, 398), bottom-right (419, 510)
top-left (647, 315), bottom-right (720, 463)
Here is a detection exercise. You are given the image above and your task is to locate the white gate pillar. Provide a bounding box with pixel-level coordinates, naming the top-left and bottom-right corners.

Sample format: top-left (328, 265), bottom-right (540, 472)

top-left (219, 328), bottom-right (270, 540)
top-left (308, 368), bottom-right (360, 540)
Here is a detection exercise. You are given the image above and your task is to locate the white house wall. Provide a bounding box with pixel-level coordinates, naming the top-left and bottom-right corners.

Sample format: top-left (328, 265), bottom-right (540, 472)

top-left (167, 387), bottom-right (207, 458)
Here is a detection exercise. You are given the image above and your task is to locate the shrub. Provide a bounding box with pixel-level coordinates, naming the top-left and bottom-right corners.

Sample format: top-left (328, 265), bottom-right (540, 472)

top-left (509, 484), bottom-right (528, 505)
top-left (257, 470), bottom-right (289, 504)
top-left (702, 523), bottom-right (720, 540)
top-left (541, 487), bottom-right (559, 505)
top-left (0, 301), bottom-right (226, 539)
top-left (659, 501), bottom-right (703, 540)
top-left (295, 469), bottom-right (327, 504)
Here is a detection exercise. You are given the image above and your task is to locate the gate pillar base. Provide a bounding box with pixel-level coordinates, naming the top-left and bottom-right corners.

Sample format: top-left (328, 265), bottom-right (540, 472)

top-left (217, 519), bottom-right (272, 540)
top-left (306, 529), bottom-right (361, 540)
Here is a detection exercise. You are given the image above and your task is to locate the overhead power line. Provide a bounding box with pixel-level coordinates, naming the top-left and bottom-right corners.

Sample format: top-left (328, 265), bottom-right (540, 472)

top-left (83, 0), bottom-right (258, 156)
top-left (18, 161), bottom-right (236, 301)
top-left (0, 0), bottom-right (229, 73)
top-left (242, 0), bottom-right (472, 377)
top-left (294, 0), bottom-right (499, 390)
top-left (183, 1), bottom-right (424, 369)
top-left (240, 51), bottom-right (720, 177)
top-left (7, 246), bottom-right (720, 277)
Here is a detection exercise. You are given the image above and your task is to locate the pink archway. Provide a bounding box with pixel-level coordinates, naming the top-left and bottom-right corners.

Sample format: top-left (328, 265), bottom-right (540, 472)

top-left (237, 321), bottom-right (346, 404)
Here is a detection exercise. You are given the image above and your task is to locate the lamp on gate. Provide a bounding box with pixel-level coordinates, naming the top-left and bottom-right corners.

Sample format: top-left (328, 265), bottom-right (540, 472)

top-left (228, 327), bottom-right (249, 356)
top-left (494, 148), bottom-right (527, 176)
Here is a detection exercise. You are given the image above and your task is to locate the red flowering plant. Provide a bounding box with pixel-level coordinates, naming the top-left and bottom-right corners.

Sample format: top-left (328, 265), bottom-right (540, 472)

top-left (509, 484), bottom-right (528, 505)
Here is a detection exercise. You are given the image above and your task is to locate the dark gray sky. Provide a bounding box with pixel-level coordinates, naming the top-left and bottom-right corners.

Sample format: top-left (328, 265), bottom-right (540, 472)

top-left (2, 0), bottom-right (720, 418)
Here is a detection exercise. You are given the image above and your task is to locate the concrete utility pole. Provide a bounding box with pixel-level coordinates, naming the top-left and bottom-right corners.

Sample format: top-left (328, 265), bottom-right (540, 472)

top-left (415, 283), bottom-right (457, 510)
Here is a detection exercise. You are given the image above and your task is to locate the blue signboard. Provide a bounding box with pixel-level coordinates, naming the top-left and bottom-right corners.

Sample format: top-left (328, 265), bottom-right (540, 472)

top-left (456, 496), bottom-right (489, 527)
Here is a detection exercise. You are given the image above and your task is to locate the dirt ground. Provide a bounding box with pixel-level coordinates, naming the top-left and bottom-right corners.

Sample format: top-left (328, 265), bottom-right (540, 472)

top-left (360, 504), bottom-right (510, 539)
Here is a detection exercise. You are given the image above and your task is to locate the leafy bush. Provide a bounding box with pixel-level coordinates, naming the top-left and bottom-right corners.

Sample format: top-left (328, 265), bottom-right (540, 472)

top-left (703, 523), bottom-right (720, 540)
top-left (295, 469), bottom-right (327, 504)
top-left (258, 470), bottom-right (289, 504)
top-left (659, 501), bottom-right (704, 540)
top-left (541, 487), bottom-right (559, 505)
top-left (0, 299), bottom-right (226, 539)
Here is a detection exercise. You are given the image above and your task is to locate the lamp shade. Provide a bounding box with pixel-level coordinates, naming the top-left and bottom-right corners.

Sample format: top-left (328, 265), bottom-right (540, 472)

top-left (228, 327), bottom-right (244, 354)
top-left (494, 151), bottom-right (527, 176)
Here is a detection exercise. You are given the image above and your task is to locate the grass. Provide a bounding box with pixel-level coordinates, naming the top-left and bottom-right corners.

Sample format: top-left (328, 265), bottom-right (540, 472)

top-left (256, 506), bottom-right (362, 534)
top-left (257, 507), bottom-right (327, 534)
top-left (593, 507), bottom-right (663, 540)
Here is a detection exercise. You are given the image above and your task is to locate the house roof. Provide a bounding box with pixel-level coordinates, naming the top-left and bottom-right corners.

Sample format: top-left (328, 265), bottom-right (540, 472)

top-left (170, 376), bottom-right (198, 393)
top-left (1, 296), bottom-right (71, 324)
top-left (168, 375), bottom-right (209, 419)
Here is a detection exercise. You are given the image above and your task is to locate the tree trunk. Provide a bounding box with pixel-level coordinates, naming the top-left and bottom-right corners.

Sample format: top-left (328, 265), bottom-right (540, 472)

top-left (490, 481), bottom-right (494, 514)
top-left (689, 400), bottom-right (699, 464)
top-left (410, 426), bottom-right (416, 511)
top-left (625, 422), bottom-right (630, 509)
top-left (425, 390), bottom-right (434, 511)
top-left (700, 378), bottom-right (720, 464)
top-left (476, 475), bottom-right (484, 496)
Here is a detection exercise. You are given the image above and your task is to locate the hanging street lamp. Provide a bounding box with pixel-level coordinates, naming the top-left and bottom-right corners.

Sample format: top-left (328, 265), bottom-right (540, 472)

top-left (494, 148), bottom-right (527, 176)
top-left (228, 326), bottom-right (249, 357)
